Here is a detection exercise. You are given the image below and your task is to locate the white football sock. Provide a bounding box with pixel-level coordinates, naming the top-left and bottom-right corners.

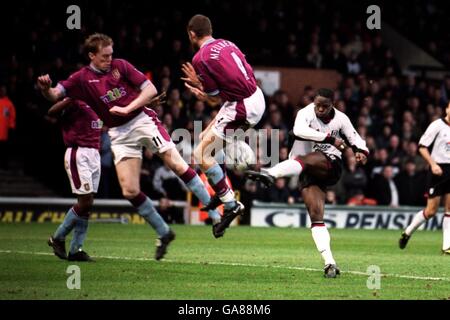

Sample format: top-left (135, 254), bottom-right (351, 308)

top-left (442, 213), bottom-right (450, 251)
top-left (266, 159), bottom-right (303, 178)
top-left (405, 210), bottom-right (428, 236)
top-left (219, 188), bottom-right (235, 204)
top-left (311, 224), bottom-right (336, 265)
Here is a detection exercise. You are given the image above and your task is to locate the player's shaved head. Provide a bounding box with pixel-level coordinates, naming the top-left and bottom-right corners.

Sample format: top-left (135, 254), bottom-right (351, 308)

top-left (187, 14), bottom-right (213, 38)
top-left (84, 33), bottom-right (114, 56)
top-left (317, 88), bottom-right (334, 100)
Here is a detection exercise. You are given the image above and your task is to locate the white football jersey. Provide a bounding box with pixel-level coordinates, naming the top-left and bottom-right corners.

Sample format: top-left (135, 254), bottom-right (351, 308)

top-left (290, 103), bottom-right (368, 159)
top-left (418, 118), bottom-right (450, 164)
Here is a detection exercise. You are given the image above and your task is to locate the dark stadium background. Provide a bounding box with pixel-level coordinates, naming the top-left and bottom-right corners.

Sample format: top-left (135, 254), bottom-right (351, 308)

top-left (1, 0), bottom-right (449, 218)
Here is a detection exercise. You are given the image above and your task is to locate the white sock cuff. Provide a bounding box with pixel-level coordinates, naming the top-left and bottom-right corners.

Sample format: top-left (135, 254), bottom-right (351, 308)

top-left (219, 189), bottom-right (235, 203)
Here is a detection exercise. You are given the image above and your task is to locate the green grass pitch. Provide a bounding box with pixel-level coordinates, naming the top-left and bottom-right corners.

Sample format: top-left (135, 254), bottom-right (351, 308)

top-left (0, 223), bottom-right (449, 300)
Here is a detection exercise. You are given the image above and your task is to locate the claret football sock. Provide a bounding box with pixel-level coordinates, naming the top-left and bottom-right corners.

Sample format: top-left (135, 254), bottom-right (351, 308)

top-left (405, 210), bottom-right (428, 236)
top-left (266, 159), bottom-right (303, 178)
top-left (130, 192), bottom-right (169, 237)
top-left (181, 168), bottom-right (221, 221)
top-left (205, 164), bottom-right (236, 210)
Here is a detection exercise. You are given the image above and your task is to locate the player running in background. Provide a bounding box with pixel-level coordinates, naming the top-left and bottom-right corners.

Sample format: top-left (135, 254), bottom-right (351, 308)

top-left (37, 33), bottom-right (221, 259)
top-left (47, 98), bottom-right (101, 262)
top-left (182, 14), bottom-right (266, 238)
top-left (399, 101), bottom-right (450, 255)
top-left (246, 88), bottom-right (369, 278)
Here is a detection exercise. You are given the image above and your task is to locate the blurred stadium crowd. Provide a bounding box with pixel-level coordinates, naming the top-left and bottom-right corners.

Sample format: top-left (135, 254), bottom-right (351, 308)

top-left (1, 0), bottom-right (450, 222)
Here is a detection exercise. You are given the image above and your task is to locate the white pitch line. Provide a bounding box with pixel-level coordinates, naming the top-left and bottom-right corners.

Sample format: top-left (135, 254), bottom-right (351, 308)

top-left (0, 249), bottom-right (449, 282)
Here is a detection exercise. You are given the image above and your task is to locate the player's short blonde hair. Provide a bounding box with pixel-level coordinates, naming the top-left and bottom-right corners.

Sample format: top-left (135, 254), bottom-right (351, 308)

top-left (83, 33), bottom-right (114, 56)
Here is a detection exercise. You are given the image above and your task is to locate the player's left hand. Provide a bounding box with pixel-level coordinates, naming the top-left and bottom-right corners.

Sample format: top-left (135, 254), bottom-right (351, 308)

top-left (185, 82), bottom-right (207, 101)
top-left (181, 62), bottom-right (202, 89)
top-left (355, 152), bottom-right (367, 165)
top-left (109, 106), bottom-right (130, 116)
top-left (148, 91), bottom-right (167, 108)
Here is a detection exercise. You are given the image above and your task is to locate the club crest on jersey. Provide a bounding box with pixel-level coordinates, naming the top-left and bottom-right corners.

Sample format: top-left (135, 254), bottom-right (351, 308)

top-left (112, 68), bottom-right (121, 80)
top-left (84, 183), bottom-right (90, 191)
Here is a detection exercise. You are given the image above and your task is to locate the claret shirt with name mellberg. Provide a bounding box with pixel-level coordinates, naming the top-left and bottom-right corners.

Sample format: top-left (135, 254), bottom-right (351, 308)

top-left (57, 59), bottom-right (151, 128)
top-left (192, 38), bottom-right (257, 102)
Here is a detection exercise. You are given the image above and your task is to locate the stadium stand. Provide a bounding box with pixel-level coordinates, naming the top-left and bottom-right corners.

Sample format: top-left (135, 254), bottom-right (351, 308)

top-left (1, 0), bottom-right (449, 212)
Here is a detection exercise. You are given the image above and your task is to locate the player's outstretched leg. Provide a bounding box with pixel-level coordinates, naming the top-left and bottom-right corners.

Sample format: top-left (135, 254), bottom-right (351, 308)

top-left (116, 159), bottom-right (176, 259)
top-left (245, 157), bottom-right (305, 187)
top-left (129, 191), bottom-right (176, 260)
top-left (245, 169), bottom-right (275, 187)
top-left (399, 209), bottom-right (430, 249)
top-left (177, 166), bottom-right (221, 224)
top-left (442, 212), bottom-right (450, 254)
top-left (159, 148), bottom-right (222, 237)
top-left (194, 130), bottom-right (245, 237)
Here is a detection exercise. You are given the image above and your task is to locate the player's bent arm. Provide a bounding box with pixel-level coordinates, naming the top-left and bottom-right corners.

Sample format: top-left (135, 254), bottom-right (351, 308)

top-left (418, 145), bottom-right (437, 167)
top-left (205, 95), bottom-right (221, 106)
top-left (341, 114), bottom-right (369, 156)
top-left (292, 112), bottom-right (328, 142)
top-left (125, 81), bottom-right (158, 113)
top-left (41, 87), bottom-right (64, 103)
top-left (37, 74), bottom-right (65, 102)
top-left (48, 98), bottom-right (73, 116)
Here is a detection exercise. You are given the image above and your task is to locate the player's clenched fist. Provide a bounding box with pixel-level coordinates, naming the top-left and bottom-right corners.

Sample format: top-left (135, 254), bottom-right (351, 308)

top-left (37, 74), bottom-right (52, 91)
top-left (431, 163), bottom-right (443, 176)
top-left (333, 138), bottom-right (347, 151)
top-left (355, 152), bottom-right (368, 165)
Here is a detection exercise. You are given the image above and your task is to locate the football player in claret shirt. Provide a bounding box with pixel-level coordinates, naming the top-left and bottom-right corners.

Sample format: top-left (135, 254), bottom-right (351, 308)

top-left (37, 33), bottom-right (221, 260)
top-left (246, 88), bottom-right (369, 278)
top-left (47, 98), bottom-right (101, 262)
top-left (182, 15), bottom-right (266, 237)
